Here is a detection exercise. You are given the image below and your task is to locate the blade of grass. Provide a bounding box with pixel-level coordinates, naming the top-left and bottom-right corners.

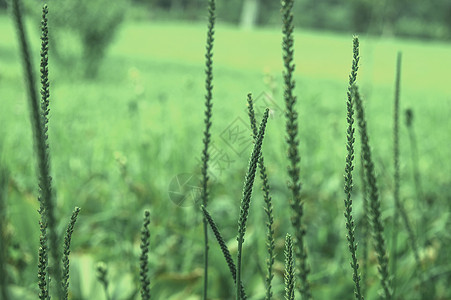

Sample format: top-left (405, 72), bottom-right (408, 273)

top-left (352, 85), bottom-right (392, 300)
top-left (281, 0), bottom-right (311, 298)
top-left (11, 2), bottom-right (62, 298)
top-left (200, 1), bottom-right (216, 298)
top-left (343, 36), bottom-right (364, 300)
top-left (236, 109), bottom-right (269, 300)
top-left (246, 93), bottom-right (275, 300)
top-left (390, 52), bottom-right (402, 298)
top-left (284, 234), bottom-right (295, 300)
top-left (62, 207), bottom-right (81, 300)
top-left (96, 263), bottom-right (112, 300)
top-left (201, 206), bottom-right (247, 299)
top-left (360, 156), bottom-right (370, 298)
top-left (405, 109), bottom-right (426, 239)
top-left (140, 210), bottom-right (151, 300)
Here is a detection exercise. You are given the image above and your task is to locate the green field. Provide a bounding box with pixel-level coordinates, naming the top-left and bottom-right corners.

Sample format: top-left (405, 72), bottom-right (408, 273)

top-left (1, 12), bottom-right (450, 299)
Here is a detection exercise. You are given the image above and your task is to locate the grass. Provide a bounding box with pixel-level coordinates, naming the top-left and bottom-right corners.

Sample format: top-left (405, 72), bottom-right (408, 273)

top-left (1, 7), bottom-right (451, 299)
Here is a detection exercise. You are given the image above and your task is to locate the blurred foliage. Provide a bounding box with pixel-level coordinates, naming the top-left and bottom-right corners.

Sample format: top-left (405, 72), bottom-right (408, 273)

top-left (22, 0), bottom-right (128, 78)
top-left (1, 4), bottom-right (451, 299)
top-left (127, 0), bottom-right (451, 40)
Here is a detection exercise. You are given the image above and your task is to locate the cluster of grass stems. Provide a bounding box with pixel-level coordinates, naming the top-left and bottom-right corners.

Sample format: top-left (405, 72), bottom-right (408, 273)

top-left (1, 0), bottom-right (431, 299)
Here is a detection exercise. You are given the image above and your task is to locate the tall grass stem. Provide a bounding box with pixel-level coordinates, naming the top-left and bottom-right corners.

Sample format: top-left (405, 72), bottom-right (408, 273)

top-left (62, 207), bottom-right (80, 300)
top-left (140, 210), bottom-right (151, 300)
top-left (360, 157), bottom-right (369, 298)
top-left (284, 234), bottom-right (295, 300)
top-left (236, 109), bottom-right (269, 300)
top-left (353, 85), bottom-right (392, 300)
top-left (201, 206), bottom-right (247, 299)
top-left (201, 1), bottom-right (216, 298)
top-left (246, 94), bottom-right (275, 300)
top-left (405, 109), bottom-right (426, 243)
top-left (281, 0), bottom-right (311, 297)
top-left (343, 36), bottom-right (364, 300)
top-left (390, 52), bottom-right (402, 298)
top-left (12, 2), bottom-right (62, 298)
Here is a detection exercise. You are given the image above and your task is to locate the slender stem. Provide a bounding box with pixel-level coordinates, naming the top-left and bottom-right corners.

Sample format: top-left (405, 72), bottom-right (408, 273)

top-left (391, 52), bottom-right (402, 298)
top-left (97, 263), bottom-right (111, 300)
top-left (236, 109), bottom-right (270, 300)
top-left (353, 86), bottom-right (392, 300)
top-left (343, 37), bottom-right (364, 300)
top-left (281, 0), bottom-right (311, 298)
top-left (360, 156), bottom-right (369, 298)
top-left (405, 109), bottom-right (426, 244)
top-left (140, 210), bottom-right (151, 300)
top-left (201, 1), bottom-right (216, 299)
top-left (201, 206), bottom-right (247, 299)
top-left (62, 207), bottom-right (81, 300)
top-left (284, 234), bottom-right (295, 300)
top-left (236, 241), bottom-right (244, 300)
top-left (12, 2), bottom-right (62, 298)
top-left (246, 94), bottom-right (275, 300)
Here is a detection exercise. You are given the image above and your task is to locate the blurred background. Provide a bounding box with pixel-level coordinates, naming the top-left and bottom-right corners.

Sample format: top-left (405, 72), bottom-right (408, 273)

top-left (0, 0), bottom-right (450, 299)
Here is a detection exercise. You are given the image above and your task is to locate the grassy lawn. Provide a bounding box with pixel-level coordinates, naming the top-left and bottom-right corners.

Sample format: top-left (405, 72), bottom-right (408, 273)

top-left (1, 12), bottom-right (450, 299)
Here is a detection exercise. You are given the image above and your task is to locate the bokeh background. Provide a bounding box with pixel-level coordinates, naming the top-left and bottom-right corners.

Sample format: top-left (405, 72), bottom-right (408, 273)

top-left (0, 0), bottom-right (450, 299)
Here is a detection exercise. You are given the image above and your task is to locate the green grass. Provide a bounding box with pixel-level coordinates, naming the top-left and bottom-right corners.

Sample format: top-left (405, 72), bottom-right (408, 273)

top-left (1, 12), bottom-right (451, 299)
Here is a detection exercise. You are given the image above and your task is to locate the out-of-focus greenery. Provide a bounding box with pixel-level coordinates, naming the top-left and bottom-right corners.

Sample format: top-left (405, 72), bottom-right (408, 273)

top-left (22, 0), bottom-right (128, 78)
top-left (127, 0), bottom-right (451, 40)
top-left (0, 6), bottom-right (450, 299)
top-left (2, 0), bottom-right (451, 40)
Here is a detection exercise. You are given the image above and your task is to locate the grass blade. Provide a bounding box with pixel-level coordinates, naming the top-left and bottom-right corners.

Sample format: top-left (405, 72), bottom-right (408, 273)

top-left (12, 2), bottom-right (62, 298)
top-left (236, 109), bottom-right (269, 300)
top-left (284, 234), bottom-right (295, 300)
top-left (201, 206), bottom-right (247, 299)
top-left (281, 0), bottom-right (311, 298)
top-left (62, 207), bottom-right (81, 300)
top-left (200, 1), bottom-right (216, 298)
top-left (343, 37), bottom-right (364, 300)
top-left (360, 157), bottom-right (370, 298)
top-left (246, 94), bottom-right (275, 300)
top-left (390, 52), bottom-right (402, 298)
top-left (352, 85), bottom-right (392, 300)
top-left (140, 210), bottom-right (151, 300)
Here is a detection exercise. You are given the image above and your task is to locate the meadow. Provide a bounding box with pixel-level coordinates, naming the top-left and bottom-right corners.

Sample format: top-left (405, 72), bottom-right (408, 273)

top-left (0, 6), bottom-right (450, 299)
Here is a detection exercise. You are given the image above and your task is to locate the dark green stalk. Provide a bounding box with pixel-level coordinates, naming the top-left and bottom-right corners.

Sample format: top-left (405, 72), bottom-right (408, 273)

top-left (397, 197), bottom-right (424, 292)
top-left (0, 168), bottom-right (9, 300)
top-left (200, 1), bottom-right (215, 298)
top-left (360, 157), bottom-right (369, 298)
top-left (281, 0), bottom-right (311, 298)
top-left (352, 85), bottom-right (392, 300)
top-left (236, 109), bottom-right (269, 300)
top-left (12, 2), bottom-right (62, 298)
top-left (37, 216), bottom-right (49, 300)
top-left (390, 52), bottom-right (402, 298)
top-left (201, 206), bottom-right (247, 299)
top-left (246, 94), bottom-right (275, 300)
top-left (140, 210), bottom-right (151, 300)
top-left (405, 109), bottom-right (424, 204)
top-left (343, 37), bottom-right (364, 300)
top-left (284, 234), bottom-right (295, 300)
top-left (97, 263), bottom-right (111, 300)
top-left (405, 109), bottom-right (425, 236)
top-left (62, 207), bottom-right (81, 300)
